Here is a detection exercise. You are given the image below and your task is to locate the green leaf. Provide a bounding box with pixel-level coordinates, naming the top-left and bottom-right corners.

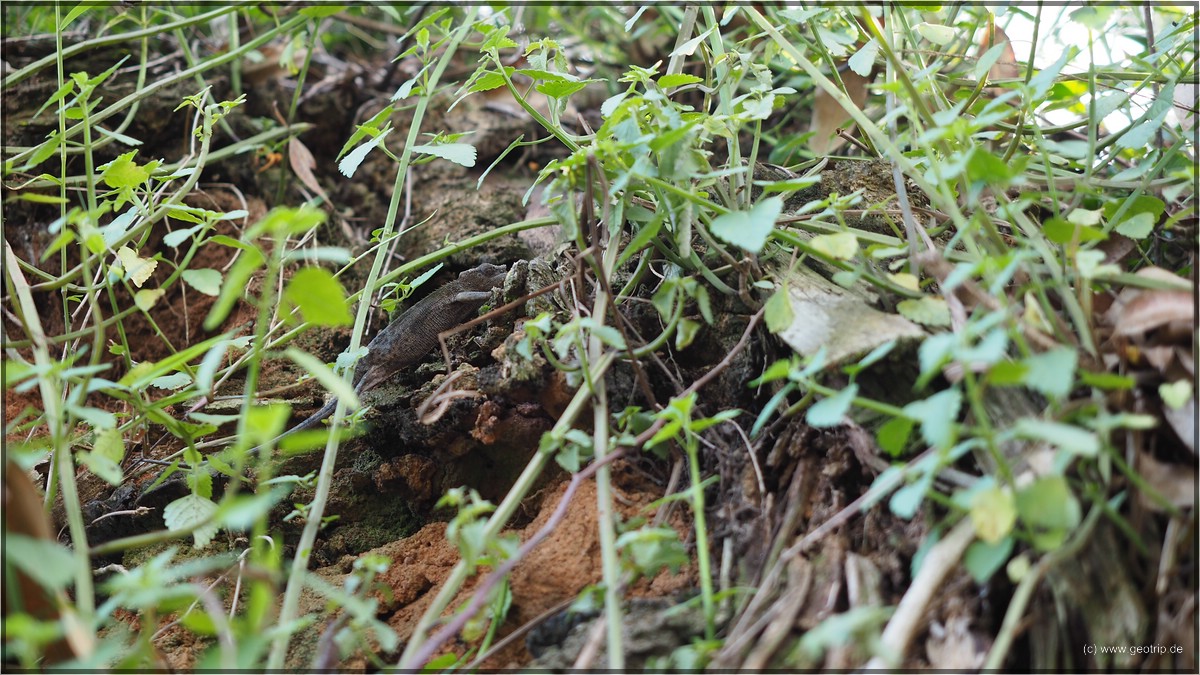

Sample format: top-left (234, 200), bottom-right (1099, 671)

top-left (299, 5), bottom-right (343, 18)
top-left (117, 246), bottom-right (158, 287)
top-left (93, 425), bottom-right (125, 466)
top-left (28, 133), bottom-right (63, 167)
top-left (285, 348), bottom-right (360, 411)
top-left (889, 473), bottom-right (932, 519)
top-left (102, 150), bottom-right (149, 189)
top-left (806, 384), bottom-right (857, 428)
top-left (4, 534), bottom-right (76, 593)
top-left (848, 38), bottom-right (879, 77)
top-left (675, 317), bottom-right (701, 350)
top-left (904, 388), bottom-right (961, 450)
top-left (283, 268), bottom-right (352, 327)
top-left (1159, 380), bottom-right (1193, 409)
top-left (1079, 370), bottom-right (1134, 390)
top-left (964, 536), bottom-right (1014, 583)
top-left (163, 494), bottom-right (220, 548)
top-left (536, 79), bottom-right (590, 99)
top-left (411, 142), bottom-right (476, 168)
top-left (79, 446), bottom-right (123, 485)
top-left (1043, 217), bottom-right (1107, 244)
top-left (1067, 208), bottom-right (1102, 226)
top-left (1013, 418), bottom-right (1099, 457)
top-left (764, 285), bottom-right (795, 334)
top-left (162, 224), bottom-right (204, 248)
top-left (915, 22), bottom-right (957, 45)
top-left (1021, 347), bottom-right (1077, 400)
top-left (897, 296), bottom-right (951, 327)
top-left (1114, 212), bottom-right (1155, 239)
top-left (60, 2), bottom-right (96, 30)
top-left (468, 68), bottom-right (515, 92)
top-left (338, 128), bottom-right (392, 178)
top-left (134, 288), bottom-right (166, 312)
top-left (1027, 48), bottom-right (1071, 100)
top-left (969, 484), bottom-right (1016, 544)
top-left (657, 73), bottom-right (703, 88)
top-left (616, 527), bottom-right (688, 576)
top-left (181, 268), bottom-right (222, 296)
top-left (965, 147), bottom-right (1012, 187)
top-left (876, 416), bottom-right (914, 456)
top-left (708, 196), bottom-right (782, 254)
top-left (615, 213), bottom-right (664, 270)
top-left (809, 232), bottom-right (859, 260)
top-left (1016, 476), bottom-right (1081, 551)
top-left (149, 372), bottom-right (191, 390)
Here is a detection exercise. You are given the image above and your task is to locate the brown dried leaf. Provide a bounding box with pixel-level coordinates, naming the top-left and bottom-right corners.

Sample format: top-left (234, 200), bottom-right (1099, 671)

top-left (1110, 290), bottom-right (1194, 337)
top-left (1136, 451), bottom-right (1196, 510)
top-left (809, 69), bottom-right (871, 155)
top-left (288, 136), bottom-right (330, 205)
top-left (1162, 397), bottom-right (1196, 454)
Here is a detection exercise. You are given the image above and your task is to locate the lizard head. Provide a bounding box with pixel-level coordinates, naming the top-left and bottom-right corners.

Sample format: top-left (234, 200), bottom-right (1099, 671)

top-left (459, 262), bottom-right (508, 290)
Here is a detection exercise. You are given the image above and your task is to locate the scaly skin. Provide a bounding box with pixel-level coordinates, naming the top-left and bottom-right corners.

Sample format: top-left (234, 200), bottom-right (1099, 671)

top-left (279, 262), bottom-right (508, 439)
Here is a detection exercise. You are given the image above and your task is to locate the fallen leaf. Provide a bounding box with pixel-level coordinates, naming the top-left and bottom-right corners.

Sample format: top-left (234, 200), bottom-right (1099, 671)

top-left (1110, 290), bottom-right (1194, 337)
top-left (809, 68), bottom-right (872, 154)
top-left (289, 136), bottom-right (331, 206)
top-left (1136, 451), bottom-right (1195, 510)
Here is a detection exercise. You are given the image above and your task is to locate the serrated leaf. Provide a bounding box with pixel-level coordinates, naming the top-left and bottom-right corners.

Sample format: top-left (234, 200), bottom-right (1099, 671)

top-left (79, 448), bottom-right (123, 485)
top-left (708, 196), bottom-right (782, 254)
top-left (1159, 380), bottom-right (1193, 409)
top-left (809, 232), bottom-right (859, 260)
top-left (536, 79), bottom-right (589, 99)
top-left (411, 142), bottom-right (476, 168)
top-left (1042, 217), bottom-right (1107, 244)
top-left (658, 73), bottom-right (703, 88)
top-left (965, 536), bottom-right (1014, 583)
top-left (149, 371), bottom-right (192, 390)
top-left (101, 150), bottom-right (148, 189)
top-left (4, 534), bottom-right (76, 593)
top-left (134, 288), bottom-right (166, 311)
top-left (915, 22), bottom-right (957, 45)
top-left (897, 296), bottom-right (951, 327)
top-left (601, 92), bottom-right (629, 118)
top-left (807, 383), bottom-right (858, 428)
top-left (675, 318), bottom-right (701, 350)
top-left (1013, 418), bottom-right (1099, 457)
top-left (1114, 212), bottom-right (1155, 239)
top-left (890, 474), bottom-right (931, 519)
top-left (904, 388), bottom-right (961, 450)
top-left (764, 285), bottom-right (795, 334)
top-left (117, 246), bottom-right (157, 287)
top-left (1067, 208), bottom-right (1102, 226)
top-left (299, 4), bottom-right (342, 18)
top-left (284, 268), bottom-right (352, 327)
top-left (94, 426), bottom-right (126, 465)
top-left (1016, 476), bottom-right (1080, 551)
top-left (848, 38), bottom-right (879, 77)
top-left (468, 68), bottom-right (513, 93)
top-left (162, 224), bottom-right (203, 248)
top-left (888, 272), bottom-right (920, 291)
top-left (876, 416), bottom-right (914, 456)
top-left (338, 128), bottom-right (391, 178)
top-left (970, 485), bottom-right (1016, 544)
top-left (1021, 347), bottom-right (1077, 399)
top-left (164, 494), bottom-right (219, 548)
top-left (181, 268), bottom-right (222, 296)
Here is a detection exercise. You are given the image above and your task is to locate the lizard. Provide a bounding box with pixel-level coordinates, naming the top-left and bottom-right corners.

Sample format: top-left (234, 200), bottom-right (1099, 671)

top-left (267, 261), bottom-right (509, 446)
top-left (123, 262), bottom-right (508, 517)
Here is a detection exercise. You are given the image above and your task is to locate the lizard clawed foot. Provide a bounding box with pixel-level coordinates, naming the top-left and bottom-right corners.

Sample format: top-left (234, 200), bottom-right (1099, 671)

top-left (416, 370), bottom-right (483, 424)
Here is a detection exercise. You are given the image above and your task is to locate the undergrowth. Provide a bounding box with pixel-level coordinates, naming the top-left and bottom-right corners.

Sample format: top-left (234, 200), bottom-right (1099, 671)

top-left (2, 4), bottom-right (1195, 671)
